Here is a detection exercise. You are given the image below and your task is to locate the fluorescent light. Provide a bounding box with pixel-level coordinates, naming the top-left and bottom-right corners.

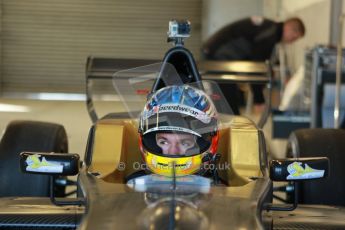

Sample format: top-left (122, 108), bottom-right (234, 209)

top-left (0, 103), bottom-right (30, 112)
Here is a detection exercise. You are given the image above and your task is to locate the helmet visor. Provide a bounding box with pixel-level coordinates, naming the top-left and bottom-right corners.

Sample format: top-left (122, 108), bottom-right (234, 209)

top-left (141, 111), bottom-right (216, 157)
top-left (112, 62), bottom-right (234, 120)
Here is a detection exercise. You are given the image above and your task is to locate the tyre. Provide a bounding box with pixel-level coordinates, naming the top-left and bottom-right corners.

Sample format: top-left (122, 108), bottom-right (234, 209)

top-left (287, 128), bottom-right (345, 206)
top-left (0, 120), bottom-right (68, 197)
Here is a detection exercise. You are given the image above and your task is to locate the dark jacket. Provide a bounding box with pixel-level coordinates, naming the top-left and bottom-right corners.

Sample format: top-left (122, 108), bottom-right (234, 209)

top-left (203, 17), bottom-right (283, 61)
top-left (202, 17), bottom-right (283, 106)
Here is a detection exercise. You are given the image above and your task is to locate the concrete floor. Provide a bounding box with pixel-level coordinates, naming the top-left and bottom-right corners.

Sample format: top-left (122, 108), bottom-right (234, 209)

top-left (0, 97), bottom-right (127, 159)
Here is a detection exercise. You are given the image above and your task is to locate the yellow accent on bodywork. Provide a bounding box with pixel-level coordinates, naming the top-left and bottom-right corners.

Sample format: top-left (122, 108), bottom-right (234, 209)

top-left (230, 116), bottom-right (261, 179)
top-left (88, 115), bottom-right (263, 185)
top-left (289, 162), bottom-right (315, 177)
top-left (217, 115), bottom-right (262, 186)
top-left (89, 119), bottom-right (142, 182)
top-left (90, 121), bottom-right (125, 176)
top-left (27, 155), bottom-right (55, 169)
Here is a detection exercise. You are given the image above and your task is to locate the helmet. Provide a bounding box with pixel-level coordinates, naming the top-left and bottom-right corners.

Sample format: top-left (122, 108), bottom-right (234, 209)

top-left (139, 85), bottom-right (219, 177)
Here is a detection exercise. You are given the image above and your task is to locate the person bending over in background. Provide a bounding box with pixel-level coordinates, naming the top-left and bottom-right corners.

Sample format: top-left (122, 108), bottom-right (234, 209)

top-left (202, 16), bottom-right (305, 114)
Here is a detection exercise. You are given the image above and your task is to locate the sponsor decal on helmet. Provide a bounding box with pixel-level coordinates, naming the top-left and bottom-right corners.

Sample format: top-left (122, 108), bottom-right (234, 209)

top-left (143, 126), bottom-right (201, 137)
top-left (144, 104), bottom-right (212, 123)
top-left (151, 156), bottom-right (192, 170)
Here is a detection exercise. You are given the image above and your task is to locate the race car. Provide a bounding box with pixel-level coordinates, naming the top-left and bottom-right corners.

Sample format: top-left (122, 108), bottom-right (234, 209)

top-left (0, 20), bottom-right (343, 230)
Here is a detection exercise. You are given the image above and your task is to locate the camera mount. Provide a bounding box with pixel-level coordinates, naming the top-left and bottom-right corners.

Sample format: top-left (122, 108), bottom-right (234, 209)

top-left (167, 19), bottom-right (191, 46)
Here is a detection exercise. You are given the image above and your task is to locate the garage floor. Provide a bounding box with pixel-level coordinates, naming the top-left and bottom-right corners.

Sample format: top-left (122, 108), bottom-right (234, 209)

top-left (0, 96), bottom-right (126, 159)
top-left (0, 95), bottom-right (287, 160)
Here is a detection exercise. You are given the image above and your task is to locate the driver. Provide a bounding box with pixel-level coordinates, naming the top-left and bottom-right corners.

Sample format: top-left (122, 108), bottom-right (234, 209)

top-left (127, 84), bottom-right (222, 183)
top-left (156, 132), bottom-right (197, 155)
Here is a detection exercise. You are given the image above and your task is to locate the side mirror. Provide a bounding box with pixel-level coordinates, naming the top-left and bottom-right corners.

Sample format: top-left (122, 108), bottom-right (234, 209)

top-left (266, 157), bottom-right (329, 212)
top-left (270, 157), bottom-right (329, 181)
top-left (20, 152), bottom-right (80, 176)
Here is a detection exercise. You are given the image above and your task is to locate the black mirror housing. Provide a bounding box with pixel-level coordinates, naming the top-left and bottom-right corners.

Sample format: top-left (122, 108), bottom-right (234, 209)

top-left (20, 152), bottom-right (80, 176)
top-left (270, 157), bottom-right (329, 181)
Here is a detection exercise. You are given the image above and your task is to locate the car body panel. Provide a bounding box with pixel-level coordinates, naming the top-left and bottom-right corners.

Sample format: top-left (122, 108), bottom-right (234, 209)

top-left (269, 205), bottom-right (345, 229)
top-left (87, 114), bottom-right (263, 186)
top-left (71, 112), bottom-right (273, 229)
top-left (77, 169), bottom-right (272, 230)
top-left (0, 197), bottom-right (84, 229)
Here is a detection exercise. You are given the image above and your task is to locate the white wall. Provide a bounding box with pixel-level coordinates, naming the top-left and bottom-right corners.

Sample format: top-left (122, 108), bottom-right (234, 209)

top-left (280, 0), bottom-right (327, 16)
top-left (201, 0), bottom-right (263, 41)
top-left (264, 0), bottom-right (331, 72)
top-left (341, 2), bottom-right (345, 47)
top-left (202, 0), bottom-right (332, 72)
top-left (262, 0), bottom-right (281, 20)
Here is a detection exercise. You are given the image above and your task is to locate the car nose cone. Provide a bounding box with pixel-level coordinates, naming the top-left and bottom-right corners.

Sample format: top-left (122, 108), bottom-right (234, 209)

top-left (137, 198), bottom-right (209, 230)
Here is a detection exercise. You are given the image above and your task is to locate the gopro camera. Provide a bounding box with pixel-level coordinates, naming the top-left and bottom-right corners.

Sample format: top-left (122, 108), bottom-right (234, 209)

top-left (168, 20), bottom-right (191, 39)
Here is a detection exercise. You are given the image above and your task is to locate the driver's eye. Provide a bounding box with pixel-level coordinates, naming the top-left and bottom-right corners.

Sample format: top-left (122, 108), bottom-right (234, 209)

top-left (157, 139), bottom-right (169, 146)
top-left (181, 140), bottom-right (194, 148)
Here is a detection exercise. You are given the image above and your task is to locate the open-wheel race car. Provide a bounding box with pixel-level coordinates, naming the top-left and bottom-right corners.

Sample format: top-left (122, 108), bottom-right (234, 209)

top-left (0, 20), bottom-right (344, 230)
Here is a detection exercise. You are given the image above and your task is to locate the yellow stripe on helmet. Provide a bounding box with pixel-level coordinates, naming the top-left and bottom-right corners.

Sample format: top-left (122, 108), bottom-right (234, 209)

top-left (145, 151), bottom-right (203, 177)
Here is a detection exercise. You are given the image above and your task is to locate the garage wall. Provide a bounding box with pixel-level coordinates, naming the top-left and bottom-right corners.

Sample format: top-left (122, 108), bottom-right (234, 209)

top-left (263, 0), bottom-right (331, 72)
top-left (201, 0), bottom-right (263, 41)
top-left (1, 0), bottom-right (201, 93)
top-left (281, 0), bottom-right (330, 72)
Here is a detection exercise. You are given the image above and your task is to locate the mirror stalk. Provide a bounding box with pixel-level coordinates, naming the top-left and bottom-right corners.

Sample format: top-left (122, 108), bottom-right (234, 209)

top-left (50, 175), bottom-right (84, 206)
top-left (265, 182), bottom-right (298, 211)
